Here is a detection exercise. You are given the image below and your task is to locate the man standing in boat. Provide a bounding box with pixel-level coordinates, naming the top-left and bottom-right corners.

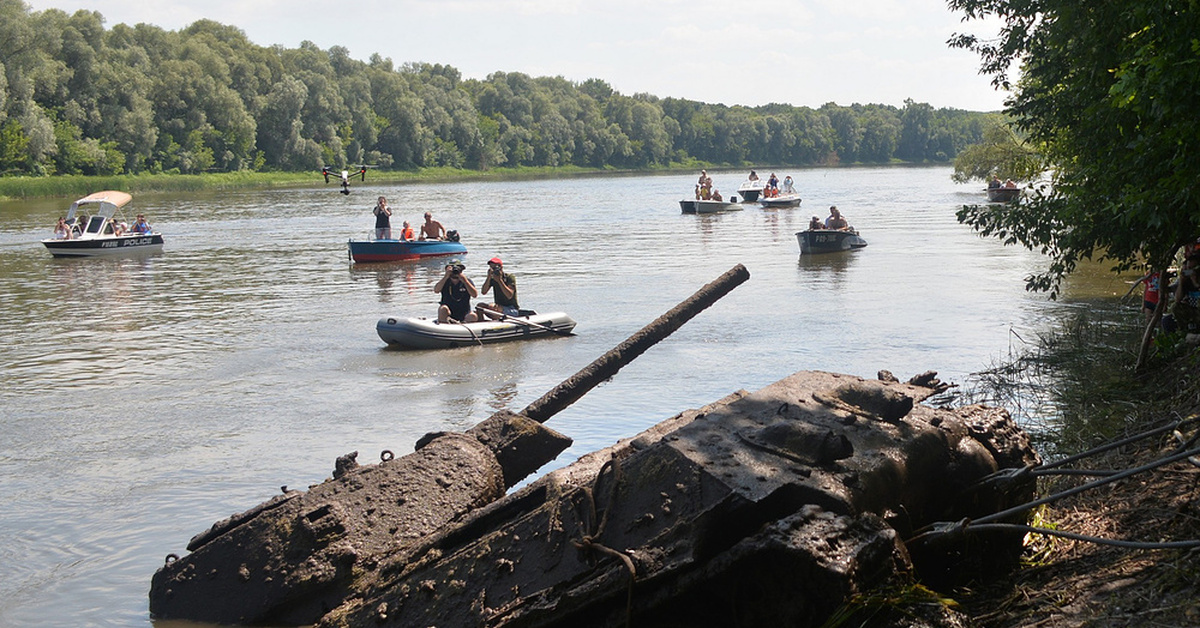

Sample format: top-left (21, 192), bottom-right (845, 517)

top-left (435, 260), bottom-right (479, 324)
top-left (476, 257), bottom-right (519, 320)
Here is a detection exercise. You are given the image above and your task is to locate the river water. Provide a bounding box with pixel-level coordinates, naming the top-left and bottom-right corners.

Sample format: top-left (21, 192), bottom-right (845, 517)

top-left (0, 166), bottom-right (1130, 626)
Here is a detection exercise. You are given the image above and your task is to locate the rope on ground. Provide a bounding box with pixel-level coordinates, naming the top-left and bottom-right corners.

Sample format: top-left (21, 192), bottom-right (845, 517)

top-left (571, 457), bottom-right (636, 627)
top-left (908, 443), bottom-right (1200, 548)
top-left (969, 416), bottom-right (1200, 493)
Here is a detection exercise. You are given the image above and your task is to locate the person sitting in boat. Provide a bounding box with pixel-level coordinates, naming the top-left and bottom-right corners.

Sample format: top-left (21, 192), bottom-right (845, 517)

top-left (436, 260), bottom-right (479, 324)
top-left (748, 170), bottom-right (759, 181)
top-left (825, 206), bottom-right (850, 230)
top-left (399, 220), bottom-right (414, 240)
top-left (711, 188), bottom-right (724, 202)
top-left (53, 217), bottom-right (72, 239)
top-left (988, 175), bottom-right (1002, 189)
top-left (781, 176), bottom-right (796, 194)
top-left (112, 221), bottom-right (128, 236)
top-left (131, 214), bottom-right (152, 235)
top-left (373, 196), bottom-right (392, 239)
top-left (476, 257), bottom-right (520, 320)
top-left (420, 212), bottom-right (447, 241)
top-left (808, 216), bottom-right (824, 231)
top-left (1003, 179), bottom-right (1018, 188)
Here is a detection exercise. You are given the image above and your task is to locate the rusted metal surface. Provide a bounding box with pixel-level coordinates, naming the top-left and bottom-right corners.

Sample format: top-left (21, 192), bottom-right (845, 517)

top-left (149, 413), bottom-right (571, 625)
top-left (312, 371), bottom-right (1039, 628)
top-left (522, 264), bottom-right (750, 422)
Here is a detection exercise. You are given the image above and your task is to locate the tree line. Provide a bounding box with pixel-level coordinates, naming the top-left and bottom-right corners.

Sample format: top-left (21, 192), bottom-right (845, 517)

top-left (0, 2), bottom-right (1000, 177)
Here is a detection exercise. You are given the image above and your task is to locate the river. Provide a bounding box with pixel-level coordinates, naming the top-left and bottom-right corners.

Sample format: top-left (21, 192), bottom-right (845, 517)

top-left (0, 166), bottom-right (1130, 626)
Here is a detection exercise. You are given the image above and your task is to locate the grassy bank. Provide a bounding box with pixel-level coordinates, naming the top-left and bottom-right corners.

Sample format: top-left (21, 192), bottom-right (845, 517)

top-left (941, 309), bottom-right (1200, 626)
top-left (0, 164), bottom-right (686, 201)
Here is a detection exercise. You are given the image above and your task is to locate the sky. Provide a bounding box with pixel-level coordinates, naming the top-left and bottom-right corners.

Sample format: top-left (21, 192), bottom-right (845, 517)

top-left (24, 0), bottom-right (1011, 112)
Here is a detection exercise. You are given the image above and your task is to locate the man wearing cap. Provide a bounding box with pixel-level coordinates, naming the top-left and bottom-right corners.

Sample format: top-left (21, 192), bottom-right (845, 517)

top-left (476, 257), bottom-right (520, 320)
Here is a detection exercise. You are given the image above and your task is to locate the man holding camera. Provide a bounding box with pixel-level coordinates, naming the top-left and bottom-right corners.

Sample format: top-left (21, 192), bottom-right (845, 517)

top-left (435, 259), bottom-right (479, 324)
top-left (476, 257), bottom-right (519, 320)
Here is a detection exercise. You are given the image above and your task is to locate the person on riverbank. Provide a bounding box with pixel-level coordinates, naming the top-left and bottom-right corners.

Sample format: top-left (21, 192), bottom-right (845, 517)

top-left (436, 259), bottom-right (478, 324)
top-left (1140, 271), bottom-right (1162, 323)
top-left (1171, 258), bottom-right (1200, 333)
top-left (420, 212), bottom-right (446, 241)
top-left (476, 257), bottom-right (520, 320)
top-left (373, 196), bottom-right (392, 239)
top-left (824, 206), bottom-right (849, 230)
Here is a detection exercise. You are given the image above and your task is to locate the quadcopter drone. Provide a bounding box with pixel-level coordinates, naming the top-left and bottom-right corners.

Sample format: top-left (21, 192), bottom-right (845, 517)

top-left (322, 165), bottom-right (370, 194)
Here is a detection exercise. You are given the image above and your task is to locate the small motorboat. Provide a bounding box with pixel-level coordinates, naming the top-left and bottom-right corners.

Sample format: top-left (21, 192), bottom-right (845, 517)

top-left (986, 186), bottom-right (1021, 203)
top-left (376, 310), bottom-right (577, 349)
top-left (349, 236), bottom-right (466, 263)
top-left (759, 193), bottom-right (802, 208)
top-left (796, 229), bottom-right (868, 254)
top-left (736, 179), bottom-right (766, 202)
top-left (680, 199), bottom-right (743, 214)
top-left (41, 191), bottom-right (164, 257)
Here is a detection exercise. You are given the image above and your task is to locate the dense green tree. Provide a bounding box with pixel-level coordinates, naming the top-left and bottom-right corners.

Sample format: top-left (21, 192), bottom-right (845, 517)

top-left (949, 0), bottom-right (1200, 366)
top-left (0, 3), bottom-right (997, 177)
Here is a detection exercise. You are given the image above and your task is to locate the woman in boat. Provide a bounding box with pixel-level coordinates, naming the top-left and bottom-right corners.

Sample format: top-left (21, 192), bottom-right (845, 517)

top-left (373, 196), bottom-right (392, 239)
top-left (808, 216), bottom-right (824, 231)
top-left (711, 188), bottom-right (724, 202)
top-left (53, 217), bottom-right (71, 239)
top-left (435, 260), bottom-right (479, 324)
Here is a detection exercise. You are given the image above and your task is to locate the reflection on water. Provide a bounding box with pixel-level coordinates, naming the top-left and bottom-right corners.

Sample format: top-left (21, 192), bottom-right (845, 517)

top-left (0, 167), bottom-right (1134, 626)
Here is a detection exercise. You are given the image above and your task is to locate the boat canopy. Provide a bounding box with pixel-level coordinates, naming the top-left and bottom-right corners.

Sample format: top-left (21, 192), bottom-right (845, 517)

top-left (65, 190), bottom-right (132, 222)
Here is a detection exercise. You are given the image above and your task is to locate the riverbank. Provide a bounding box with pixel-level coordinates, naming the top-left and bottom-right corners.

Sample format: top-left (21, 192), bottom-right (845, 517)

top-left (953, 326), bottom-right (1200, 626)
top-left (0, 164), bottom-right (661, 201)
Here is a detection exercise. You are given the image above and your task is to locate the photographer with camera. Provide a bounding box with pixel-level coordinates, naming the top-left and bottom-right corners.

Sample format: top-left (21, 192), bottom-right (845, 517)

top-left (476, 257), bottom-right (519, 320)
top-left (435, 259), bottom-right (479, 324)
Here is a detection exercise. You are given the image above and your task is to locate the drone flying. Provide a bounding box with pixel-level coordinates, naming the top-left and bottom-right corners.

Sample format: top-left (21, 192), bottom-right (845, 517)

top-left (322, 165), bottom-right (369, 194)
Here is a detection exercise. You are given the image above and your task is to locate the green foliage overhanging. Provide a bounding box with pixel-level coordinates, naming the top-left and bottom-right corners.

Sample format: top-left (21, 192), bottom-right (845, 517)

top-left (0, 1), bottom-right (997, 180)
top-left (949, 0), bottom-right (1200, 298)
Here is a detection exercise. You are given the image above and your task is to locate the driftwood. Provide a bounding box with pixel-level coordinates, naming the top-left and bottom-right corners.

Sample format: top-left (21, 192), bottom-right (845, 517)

top-left (310, 371), bottom-right (1039, 628)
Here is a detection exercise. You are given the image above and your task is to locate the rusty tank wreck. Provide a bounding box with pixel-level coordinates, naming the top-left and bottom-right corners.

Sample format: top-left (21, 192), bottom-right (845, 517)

top-left (149, 265), bottom-right (1041, 627)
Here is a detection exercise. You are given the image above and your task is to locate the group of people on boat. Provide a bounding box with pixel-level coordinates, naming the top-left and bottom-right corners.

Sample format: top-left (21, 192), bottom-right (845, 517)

top-left (434, 257), bottom-right (520, 324)
top-left (988, 175), bottom-right (1018, 189)
top-left (808, 206), bottom-right (852, 231)
top-left (51, 213), bottom-right (152, 239)
top-left (750, 171), bottom-right (796, 198)
top-left (694, 170), bottom-right (725, 202)
top-left (372, 197), bottom-right (452, 242)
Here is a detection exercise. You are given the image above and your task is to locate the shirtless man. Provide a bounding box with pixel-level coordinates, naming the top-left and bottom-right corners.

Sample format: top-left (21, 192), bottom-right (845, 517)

top-left (419, 212), bottom-right (446, 241)
top-left (825, 206), bottom-right (850, 230)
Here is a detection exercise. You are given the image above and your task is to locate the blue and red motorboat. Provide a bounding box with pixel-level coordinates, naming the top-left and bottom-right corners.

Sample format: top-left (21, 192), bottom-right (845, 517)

top-left (348, 236), bottom-right (466, 263)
